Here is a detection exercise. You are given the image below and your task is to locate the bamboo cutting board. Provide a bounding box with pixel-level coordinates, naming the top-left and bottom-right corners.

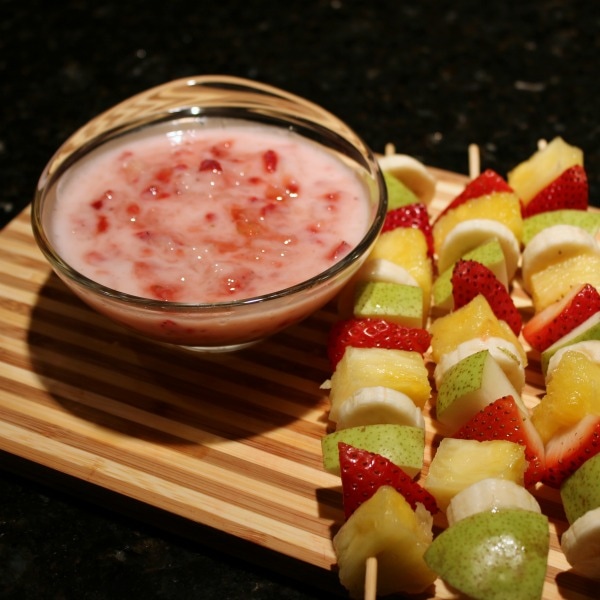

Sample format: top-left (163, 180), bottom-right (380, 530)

top-left (0, 167), bottom-right (598, 599)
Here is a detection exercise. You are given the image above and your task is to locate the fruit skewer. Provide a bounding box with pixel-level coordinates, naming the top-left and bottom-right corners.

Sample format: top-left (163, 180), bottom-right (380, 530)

top-left (427, 138), bottom-right (599, 589)
top-left (321, 151), bottom-right (439, 597)
top-left (322, 138), bottom-right (599, 598)
top-left (325, 144), bottom-right (529, 598)
top-left (511, 141), bottom-right (600, 576)
top-left (421, 147), bottom-right (553, 598)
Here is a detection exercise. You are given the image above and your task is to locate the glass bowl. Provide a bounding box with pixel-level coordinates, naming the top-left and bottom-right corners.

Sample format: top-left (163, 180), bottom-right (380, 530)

top-left (32, 75), bottom-right (387, 351)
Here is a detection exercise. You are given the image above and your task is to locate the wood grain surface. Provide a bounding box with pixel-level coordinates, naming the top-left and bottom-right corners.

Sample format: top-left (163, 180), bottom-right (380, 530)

top-left (0, 167), bottom-right (597, 599)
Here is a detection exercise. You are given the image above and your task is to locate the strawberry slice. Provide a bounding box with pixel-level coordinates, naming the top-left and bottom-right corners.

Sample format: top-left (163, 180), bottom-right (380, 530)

top-left (382, 202), bottom-right (434, 258)
top-left (544, 414), bottom-right (600, 488)
top-left (434, 169), bottom-right (515, 224)
top-left (327, 317), bottom-right (431, 369)
top-left (338, 442), bottom-right (439, 519)
top-left (523, 283), bottom-right (600, 352)
top-left (451, 259), bottom-right (523, 336)
top-left (452, 395), bottom-right (546, 487)
top-left (522, 165), bottom-right (588, 218)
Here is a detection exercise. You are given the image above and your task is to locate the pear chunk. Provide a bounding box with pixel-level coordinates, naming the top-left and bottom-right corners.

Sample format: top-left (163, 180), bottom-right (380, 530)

top-left (353, 281), bottom-right (423, 328)
top-left (435, 349), bottom-right (525, 433)
top-left (321, 424), bottom-right (424, 477)
top-left (560, 453), bottom-right (600, 524)
top-left (424, 509), bottom-right (549, 600)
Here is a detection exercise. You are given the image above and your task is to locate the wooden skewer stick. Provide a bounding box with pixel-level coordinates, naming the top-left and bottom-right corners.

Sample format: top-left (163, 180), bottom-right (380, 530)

top-left (537, 138), bottom-right (548, 150)
top-left (384, 142), bottom-right (396, 156)
top-left (468, 143), bottom-right (481, 179)
top-left (364, 556), bottom-right (378, 600)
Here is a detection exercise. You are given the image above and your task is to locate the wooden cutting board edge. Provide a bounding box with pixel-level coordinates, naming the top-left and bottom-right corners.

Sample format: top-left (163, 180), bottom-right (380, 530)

top-left (1, 168), bottom-right (599, 599)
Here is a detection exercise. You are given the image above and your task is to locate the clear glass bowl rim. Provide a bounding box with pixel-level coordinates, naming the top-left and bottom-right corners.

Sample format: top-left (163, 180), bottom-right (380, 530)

top-left (31, 75), bottom-right (387, 313)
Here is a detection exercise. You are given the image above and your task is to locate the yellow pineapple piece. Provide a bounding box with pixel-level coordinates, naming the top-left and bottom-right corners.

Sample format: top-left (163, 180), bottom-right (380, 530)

top-left (326, 347), bottom-right (431, 421)
top-left (432, 192), bottom-right (523, 256)
top-left (368, 227), bottom-right (433, 314)
top-left (530, 253), bottom-right (600, 312)
top-left (531, 351), bottom-right (600, 444)
top-left (333, 486), bottom-right (437, 597)
top-left (423, 438), bottom-right (527, 512)
top-left (429, 294), bottom-right (527, 367)
top-left (508, 137), bottom-right (584, 204)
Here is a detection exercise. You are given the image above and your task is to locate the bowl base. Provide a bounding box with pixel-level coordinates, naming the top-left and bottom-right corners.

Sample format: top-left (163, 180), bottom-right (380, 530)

top-left (179, 340), bottom-right (262, 353)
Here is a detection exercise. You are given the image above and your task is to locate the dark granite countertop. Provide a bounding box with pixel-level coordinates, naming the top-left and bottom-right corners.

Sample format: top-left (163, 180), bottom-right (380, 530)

top-left (0, 1), bottom-right (598, 598)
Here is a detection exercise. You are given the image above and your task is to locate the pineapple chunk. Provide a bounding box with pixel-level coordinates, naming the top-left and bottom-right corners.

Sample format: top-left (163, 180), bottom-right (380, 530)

top-left (432, 191), bottom-right (523, 256)
top-left (508, 137), bottom-right (584, 204)
top-left (429, 294), bottom-right (527, 367)
top-left (327, 347), bottom-right (431, 421)
top-left (530, 253), bottom-right (600, 312)
top-left (368, 227), bottom-right (432, 314)
top-left (532, 351), bottom-right (600, 444)
top-left (333, 486), bottom-right (437, 598)
top-left (424, 438), bottom-right (527, 512)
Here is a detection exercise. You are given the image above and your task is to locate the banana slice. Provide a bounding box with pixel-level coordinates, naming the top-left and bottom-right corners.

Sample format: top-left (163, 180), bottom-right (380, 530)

top-left (560, 506), bottom-right (600, 580)
top-left (447, 478), bottom-right (541, 526)
top-left (437, 218), bottom-right (521, 279)
top-left (335, 386), bottom-right (425, 430)
top-left (355, 258), bottom-right (420, 287)
top-left (434, 337), bottom-right (526, 391)
top-left (377, 154), bottom-right (437, 205)
top-left (521, 224), bottom-right (600, 293)
top-left (546, 340), bottom-right (600, 381)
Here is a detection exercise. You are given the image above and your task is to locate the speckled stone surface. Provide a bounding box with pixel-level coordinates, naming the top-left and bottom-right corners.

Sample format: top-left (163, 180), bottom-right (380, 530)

top-left (0, 0), bottom-right (598, 597)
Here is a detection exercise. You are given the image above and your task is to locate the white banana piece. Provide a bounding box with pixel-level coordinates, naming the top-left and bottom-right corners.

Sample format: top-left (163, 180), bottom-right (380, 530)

top-left (521, 224), bottom-right (600, 293)
top-left (560, 506), bottom-right (600, 580)
top-left (355, 258), bottom-right (420, 287)
top-left (335, 386), bottom-right (425, 430)
top-left (437, 218), bottom-right (521, 280)
top-left (433, 336), bottom-right (526, 392)
top-left (546, 340), bottom-right (600, 382)
top-left (377, 154), bottom-right (437, 205)
top-left (447, 478), bottom-right (541, 527)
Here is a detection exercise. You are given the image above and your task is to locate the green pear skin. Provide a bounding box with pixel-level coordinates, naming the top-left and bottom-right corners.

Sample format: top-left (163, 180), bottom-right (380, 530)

top-left (435, 350), bottom-right (524, 432)
top-left (383, 171), bottom-right (419, 210)
top-left (541, 312), bottom-right (600, 375)
top-left (523, 209), bottom-right (600, 245)
top-left (561, 453), bottom-right (600, 524)
top-left (424, 509), bottom-right (549, 600)
top-left (354, 281), bottom-right (423, 328)
top-left (321, 424), bottom-right (424, 477)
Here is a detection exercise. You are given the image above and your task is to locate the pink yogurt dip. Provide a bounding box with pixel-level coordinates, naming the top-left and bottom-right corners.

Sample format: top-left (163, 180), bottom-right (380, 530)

top-left (51, 120), bottom-right (371, 305)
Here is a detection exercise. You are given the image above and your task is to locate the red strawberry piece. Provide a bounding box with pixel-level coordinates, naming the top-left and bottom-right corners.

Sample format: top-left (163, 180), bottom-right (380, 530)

top-left (522, 165), bottom-right (588, 218)
top-left (382, 202), bottom-right (434, 258)
top-left (543, 414), bottom-right (600, 488)
top-left (452, 395), bottom-right (546, 487)
top-left (523, 283), bottom-right (600, 352)
top-left (434, 169), bottom-right (515, 224)
top-left (338, 442), bottom-right (439, 519)
top-left (327, 317), bottom-right (432, 369)
top-left (451, 259), bottom-right (522, 336)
